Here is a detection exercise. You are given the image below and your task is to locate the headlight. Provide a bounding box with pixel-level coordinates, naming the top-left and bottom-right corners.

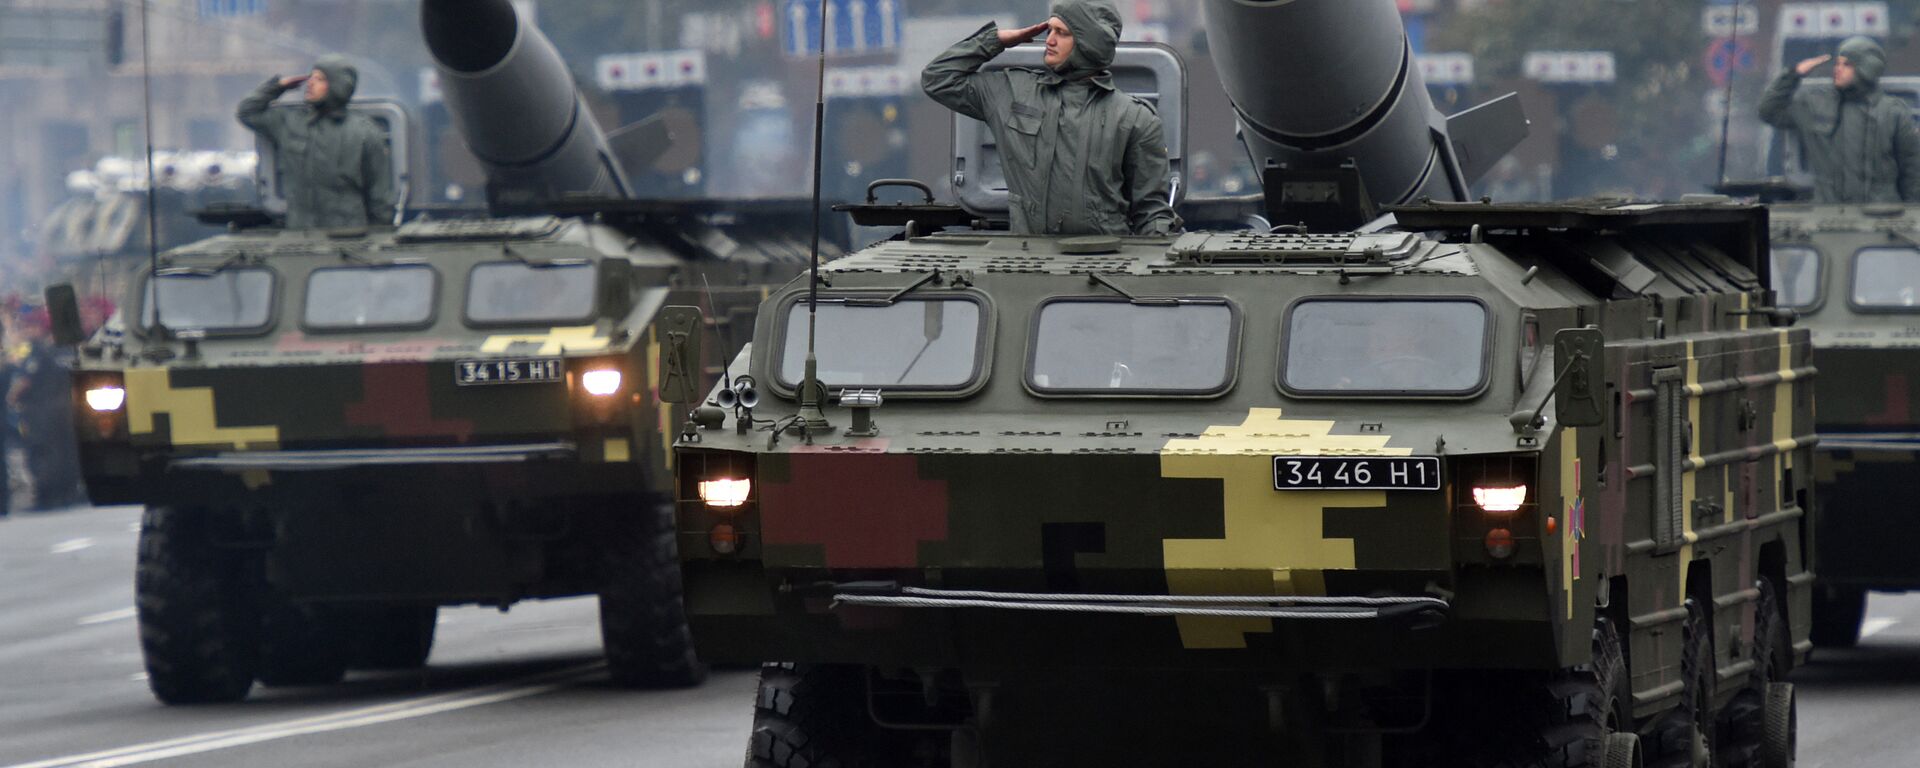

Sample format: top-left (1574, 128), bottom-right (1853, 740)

top-left (1471, 485), bottom-right (1528, 513)
top-left (580, 369), bottom-right (622, 396)
top-left (698, 477), bottom-right (752, 508)
top-left (85, 386), bottom-right (126, 412)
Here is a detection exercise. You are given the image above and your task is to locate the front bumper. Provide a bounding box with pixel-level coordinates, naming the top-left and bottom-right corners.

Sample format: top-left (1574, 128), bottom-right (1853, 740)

top-left (170, 442), bottom-right (577, 470)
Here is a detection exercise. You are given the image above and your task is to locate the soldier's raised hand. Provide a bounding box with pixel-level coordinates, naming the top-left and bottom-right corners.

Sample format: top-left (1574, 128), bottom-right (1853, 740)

top-left (1796, 55), bottom-right (1832, 75)
top-left (997, 22), bottom-right (1049, 47)
top-left (278, 74), bottom-right (310, 88)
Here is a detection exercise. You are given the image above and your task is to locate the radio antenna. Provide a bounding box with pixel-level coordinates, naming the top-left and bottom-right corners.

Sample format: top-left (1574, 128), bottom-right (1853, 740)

top-left (1714, 0), bottom-right (1745, 187)
top-left (139, 0), bottom-right (166, 336)
top-left (791, 0), bottom-right (832, 440)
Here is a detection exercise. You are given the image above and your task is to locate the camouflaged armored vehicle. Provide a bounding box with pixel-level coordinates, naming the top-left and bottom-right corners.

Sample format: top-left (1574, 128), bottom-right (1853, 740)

top-left (54, 0), bottom-right (825, 704)
top-left (1765, 201), bottom-right (1920, 648)
top-left (667, 1), bottom-right (1813, 765)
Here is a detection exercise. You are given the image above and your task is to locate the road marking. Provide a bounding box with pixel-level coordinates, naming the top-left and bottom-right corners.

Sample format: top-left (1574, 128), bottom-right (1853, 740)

top-left (1862, 617), bottom-right (1899, 639)
top-left (48, 538), bottom-right (95, 555)
top-left (77, 608), bottom-right (136, 626)
top-left (126, 523), bottom-right (140, 533)
top-left (2, 662), bottom-right (602, 768)
top-left (127, 673), bottom-right (147, 683)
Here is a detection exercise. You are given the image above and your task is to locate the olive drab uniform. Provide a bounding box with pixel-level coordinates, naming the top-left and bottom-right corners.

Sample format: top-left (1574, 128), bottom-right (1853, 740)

top-left (922, 0), bottom-right (1180, 236)
top-left (1759, 36), bottom-right (1920, 203)
top-left (237, 56), bottom-right (396, 228)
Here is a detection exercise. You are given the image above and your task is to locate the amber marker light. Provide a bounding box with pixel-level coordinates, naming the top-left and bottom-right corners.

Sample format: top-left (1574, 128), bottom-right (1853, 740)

top-left (1471, 485), bottom-right (1528, 514)
top-left (580, 369), bottom-right (623, 396)
top-left (85, 386), bottom-right (127, 412)
top-left (699, 478), bottom-right (752, 508)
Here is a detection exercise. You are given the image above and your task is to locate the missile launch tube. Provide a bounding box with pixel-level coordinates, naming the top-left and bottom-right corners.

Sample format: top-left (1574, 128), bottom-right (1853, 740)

top-left (422, 0), bottom-right (627, 203)
top-left (1202, 0), bottom-right (1464, 205)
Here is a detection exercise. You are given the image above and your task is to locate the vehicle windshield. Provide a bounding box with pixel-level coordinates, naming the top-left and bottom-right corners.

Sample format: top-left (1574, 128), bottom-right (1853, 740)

top-left (1283, 299), bottom-right (1489, 395)
top-left (1769, 247), bottom-right (1819, 308)
top-left (1029, 300), bottom-right (1236, 394)
top-left (776, 298), bottom-right (983, 390)
top-left (466, 261), bottom-right (598, 325)
top-left (143, 268), bottom-right (275, 333)
top-left (1853, 247), bottom-right (1920, 309)
top-left (305, 265), bottom-right (437, 330)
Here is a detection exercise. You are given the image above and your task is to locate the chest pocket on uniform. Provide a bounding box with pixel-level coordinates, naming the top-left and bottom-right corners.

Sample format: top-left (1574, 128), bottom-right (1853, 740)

top-left (1003, 101), bottom-right (1044, 169)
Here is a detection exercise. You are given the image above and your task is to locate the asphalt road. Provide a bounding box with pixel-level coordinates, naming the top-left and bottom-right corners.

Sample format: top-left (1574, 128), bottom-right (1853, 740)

top-left (0, 505), bottom-right (753, 768)
top-left (5, 504), bottom-right (1920, 768)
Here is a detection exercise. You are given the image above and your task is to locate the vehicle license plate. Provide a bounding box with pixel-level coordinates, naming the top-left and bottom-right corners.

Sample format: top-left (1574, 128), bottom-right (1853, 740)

top-left (454, 358), bottom-right (564, 386)
top-left (1272, 456), bottom-right (1441, 491)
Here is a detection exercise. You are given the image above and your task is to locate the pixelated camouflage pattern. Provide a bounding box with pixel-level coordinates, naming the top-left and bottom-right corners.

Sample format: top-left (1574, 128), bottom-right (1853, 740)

top-left (677, 202), bottom-right (1814, 722)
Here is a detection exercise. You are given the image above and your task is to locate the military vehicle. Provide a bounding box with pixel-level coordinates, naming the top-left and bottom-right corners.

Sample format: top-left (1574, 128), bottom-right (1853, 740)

top-left (52, 0), bottom-right (827, 705)
top-left (38, 152), bottom-right (257, 318)
top-left (1759, 201), bottom-right (1920, 648)
top-left (668, 1), bottom-right (1812, 765)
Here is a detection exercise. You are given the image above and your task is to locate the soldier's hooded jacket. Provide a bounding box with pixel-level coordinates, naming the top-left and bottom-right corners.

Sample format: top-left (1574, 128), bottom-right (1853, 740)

top-left (237, 56), bottom-right (395, 229)
top-left (922, 0), bottom-right (1179, 236)
top-left (1760, 35), bottom-right (1920, 203)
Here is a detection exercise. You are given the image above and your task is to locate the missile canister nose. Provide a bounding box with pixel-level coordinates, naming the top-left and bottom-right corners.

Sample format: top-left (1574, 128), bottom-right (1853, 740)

top-left (422, 0), bottom-right (518, 74)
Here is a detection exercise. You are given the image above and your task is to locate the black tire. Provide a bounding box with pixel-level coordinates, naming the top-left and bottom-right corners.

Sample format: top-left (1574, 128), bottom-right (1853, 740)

top-left (257, 602), bottom-right (349, 687)
top-left (599, 502), bottom-right (706, 688)
top-left (1664, 598), bottom-right (1714, 768)
top-left (748, 663), bottom-right (875, 768)
top-left (1759, 683), bottom-right (1794, 768)
top-left (134, 505), bottom-right (259, 705)
top-left (348, 605), bottom-right (438, 670)
top-left (1809, 585), bottom-right (1865, 649)
top-left (1601, 733), bottom-right (1644, 768)
top-left (1721, 581), bottom-right (1790, 767)
top-left (1476, 618), bottom-right (1629, 768)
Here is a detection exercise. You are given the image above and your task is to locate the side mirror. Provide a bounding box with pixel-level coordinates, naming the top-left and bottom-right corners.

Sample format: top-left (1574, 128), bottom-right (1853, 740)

top-left (45, 284), bottom-right (86, 347)
top-left (656, 305), bottom-right (703, 405)
top-left (1553, 327), bottom-right (1605, 428)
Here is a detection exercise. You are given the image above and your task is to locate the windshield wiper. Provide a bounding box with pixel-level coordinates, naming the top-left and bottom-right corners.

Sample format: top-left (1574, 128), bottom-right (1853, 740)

top-left (500, 240), bottom-right (590, 268)
top-left (1083, 273), bottom-right (1179, 306)
top-left (156, 250), bottom-right (255, 277)
top-left (846, 270), bottom-right (943, 307)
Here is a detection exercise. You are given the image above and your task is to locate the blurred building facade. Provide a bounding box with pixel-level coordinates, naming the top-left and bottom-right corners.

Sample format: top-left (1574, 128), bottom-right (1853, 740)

top-left (4, 0), bottom-right (1920, 292)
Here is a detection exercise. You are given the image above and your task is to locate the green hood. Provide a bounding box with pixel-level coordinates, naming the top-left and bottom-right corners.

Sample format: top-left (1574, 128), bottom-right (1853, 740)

top-left (313, 55), bottom-right (359, 113)
top-left (1048, 0), bottom-right (1120, 79)
top-left (1838, 36), bottom-right (1886, 89)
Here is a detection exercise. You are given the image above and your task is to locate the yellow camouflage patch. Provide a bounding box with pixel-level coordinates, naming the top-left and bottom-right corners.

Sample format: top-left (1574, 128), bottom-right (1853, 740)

top-left (1160, 408), bottom-right (1409, 649)
top-left (479, 326), bottom-right (606, 356)
top-left (604, 438), bottom-right (632, 464)
top-left (1680, 341), bottom-right (1701, 593)
top-left (125, 368), bottom-right (280, 449)
top-left (1560, 427), bottom-right (1580, 619)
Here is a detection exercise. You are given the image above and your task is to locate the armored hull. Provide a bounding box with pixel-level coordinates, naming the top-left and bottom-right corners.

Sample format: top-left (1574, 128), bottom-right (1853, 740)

top-left (676, 203), bottom-right (1813, 766)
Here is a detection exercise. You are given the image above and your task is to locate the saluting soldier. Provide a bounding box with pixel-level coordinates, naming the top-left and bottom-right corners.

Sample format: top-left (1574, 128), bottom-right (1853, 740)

top-left (237, 55), bottom-right (395, 228)
top-left (922, 0), bottom-right (1181, 236)
top-left (1760, 36), bottom-right (1920, 203)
